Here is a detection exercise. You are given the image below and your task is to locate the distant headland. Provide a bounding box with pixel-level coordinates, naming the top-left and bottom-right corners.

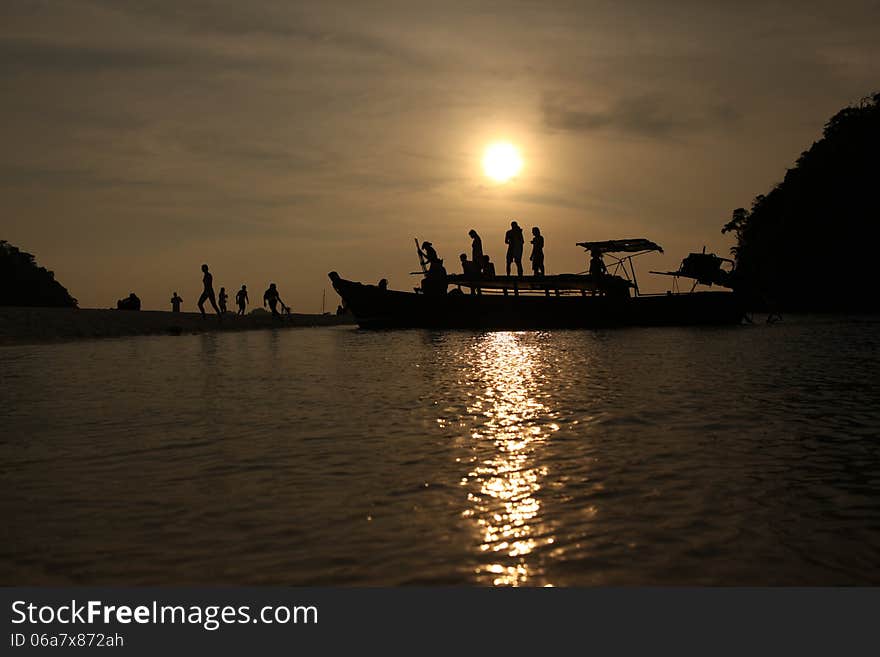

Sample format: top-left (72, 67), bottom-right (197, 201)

top-left (0, 240), bottom-right (77, 308)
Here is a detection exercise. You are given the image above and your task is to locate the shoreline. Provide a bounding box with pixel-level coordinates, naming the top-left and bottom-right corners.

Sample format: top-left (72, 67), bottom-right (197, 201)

top-left (0, 306), bottom-right (355, 345)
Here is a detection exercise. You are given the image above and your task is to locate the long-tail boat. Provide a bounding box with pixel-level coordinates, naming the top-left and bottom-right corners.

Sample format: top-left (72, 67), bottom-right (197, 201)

top-left (328, 238), bottom-right (743, 329)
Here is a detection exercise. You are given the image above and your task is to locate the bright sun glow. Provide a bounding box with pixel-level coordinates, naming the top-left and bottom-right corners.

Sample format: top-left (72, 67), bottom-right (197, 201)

top-left (482, 142), bottom-right (523, 183)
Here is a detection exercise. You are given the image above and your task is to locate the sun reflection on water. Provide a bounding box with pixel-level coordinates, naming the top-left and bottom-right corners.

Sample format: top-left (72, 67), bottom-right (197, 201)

top-left (458, 332), bottom-right (558, 586)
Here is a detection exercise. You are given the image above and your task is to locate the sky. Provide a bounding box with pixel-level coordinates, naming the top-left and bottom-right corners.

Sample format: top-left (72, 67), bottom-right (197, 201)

top-left (3, 1), bottom-right (879, 311)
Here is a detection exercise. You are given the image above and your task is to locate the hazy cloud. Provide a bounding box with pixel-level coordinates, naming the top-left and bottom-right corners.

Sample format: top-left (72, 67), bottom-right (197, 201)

top-left (541, 94), bottom-right (742, 139)
top-left (0, 35), bottom-right (272, 76)
top-left (81, 0), bottom-right (443, 70)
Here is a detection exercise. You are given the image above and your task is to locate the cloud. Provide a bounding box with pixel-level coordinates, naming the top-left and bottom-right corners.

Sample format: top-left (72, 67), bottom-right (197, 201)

top-left (541, 93), bottom-right (742, 139)
top-left (0, 35), bottom-right (269, 76)
top-left (0, 164), bottom-right (193, 190)
top-left (81, 0), bottom-right (442, 70)
top-left (165, 129), bottom-right (330, 173)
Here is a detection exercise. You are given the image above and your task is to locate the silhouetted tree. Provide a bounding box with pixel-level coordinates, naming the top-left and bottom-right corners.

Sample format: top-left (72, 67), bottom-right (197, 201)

top-left (0, 240), bottom-right (78, 307)
top-left (722, 91), bottom-right (880, 311)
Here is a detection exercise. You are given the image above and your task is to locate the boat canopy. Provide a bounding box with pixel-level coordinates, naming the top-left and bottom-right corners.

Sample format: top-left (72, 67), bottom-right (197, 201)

top-left (576, 238), bottom-right (663, 254)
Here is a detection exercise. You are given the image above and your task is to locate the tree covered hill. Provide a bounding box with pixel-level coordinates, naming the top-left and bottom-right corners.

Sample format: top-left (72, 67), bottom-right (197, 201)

top-left (722, 92), bottom-right (880, 311)
top-left (0, 240), bottom-right (78, 307)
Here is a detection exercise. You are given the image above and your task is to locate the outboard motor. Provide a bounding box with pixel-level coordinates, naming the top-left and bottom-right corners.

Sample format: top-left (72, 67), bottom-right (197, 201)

top-left (678, 251), bottom-right (734, 287)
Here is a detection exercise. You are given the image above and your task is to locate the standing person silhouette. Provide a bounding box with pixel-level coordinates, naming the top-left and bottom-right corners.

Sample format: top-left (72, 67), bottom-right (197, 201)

top-left (530, 226), bottom-right (545, 276)
top-left (505, 220), bottom-right (524, 277)
top-left (589, 249), bottom-right (607, 278)
top-left (170, 292), bottom-right (183, 313)
top-left (589, 248), bottom-right (607, 295)
top-left (235, 285), bottom-right (249, 316)
top-left (218, 287), bottom-right (228, 314)
top-left (469, 229), bottom-right (483, 265)
top-left (263, 283), bottom-right (284, 318)
top-left (198, 264), bottom-right (221, 319)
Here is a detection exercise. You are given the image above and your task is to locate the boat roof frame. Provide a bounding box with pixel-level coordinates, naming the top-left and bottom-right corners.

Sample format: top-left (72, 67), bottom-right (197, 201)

top-left (575, 238), bottom-right (664, 255)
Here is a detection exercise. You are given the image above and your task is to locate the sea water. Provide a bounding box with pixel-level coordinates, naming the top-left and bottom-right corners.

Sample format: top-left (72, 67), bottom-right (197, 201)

top-left (1, 316), bottom-right (879, 585)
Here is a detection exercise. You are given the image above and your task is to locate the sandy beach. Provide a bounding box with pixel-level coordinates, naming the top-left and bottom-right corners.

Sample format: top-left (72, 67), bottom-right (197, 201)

top-left (0, 306), bottom-right (354, 345)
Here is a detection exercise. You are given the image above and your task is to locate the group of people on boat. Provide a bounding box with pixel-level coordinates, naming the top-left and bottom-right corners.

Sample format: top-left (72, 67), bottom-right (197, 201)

top-left (166, 264), bottom-right (289, 319)
top-left (116, 292), bottom-right (141, 310)
top-left (419, 221), bottom-right (547, 282)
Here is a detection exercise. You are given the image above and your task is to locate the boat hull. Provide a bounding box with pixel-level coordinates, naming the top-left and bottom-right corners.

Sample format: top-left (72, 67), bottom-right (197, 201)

top-left (329, 273), bottom-right (744, 330)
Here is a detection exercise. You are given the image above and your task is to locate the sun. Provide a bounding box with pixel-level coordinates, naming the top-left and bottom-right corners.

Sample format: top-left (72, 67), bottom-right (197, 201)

top-left (482, 142), bottom-right (522, 183)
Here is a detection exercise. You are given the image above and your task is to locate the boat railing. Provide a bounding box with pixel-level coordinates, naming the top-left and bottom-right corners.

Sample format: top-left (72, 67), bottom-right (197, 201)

top-left (445, 273), bottom-right (634, 298)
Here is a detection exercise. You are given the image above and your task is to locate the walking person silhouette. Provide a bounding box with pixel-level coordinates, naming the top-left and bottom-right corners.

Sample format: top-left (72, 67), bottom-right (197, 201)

top-left (235, 285), bottom-right (249, 316)
top-left (263, 283), bottom-right (285, 318)
top-left (198, 264), bottom-right (221, 319)
top-left (218, 287), bottom-right (228, 314)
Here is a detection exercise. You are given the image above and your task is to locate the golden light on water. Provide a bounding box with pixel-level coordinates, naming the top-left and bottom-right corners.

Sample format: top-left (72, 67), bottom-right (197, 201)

top-left (482, 142), bottom-right (523, 183)
top-left (459, 332), bottom-right (557, 586)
